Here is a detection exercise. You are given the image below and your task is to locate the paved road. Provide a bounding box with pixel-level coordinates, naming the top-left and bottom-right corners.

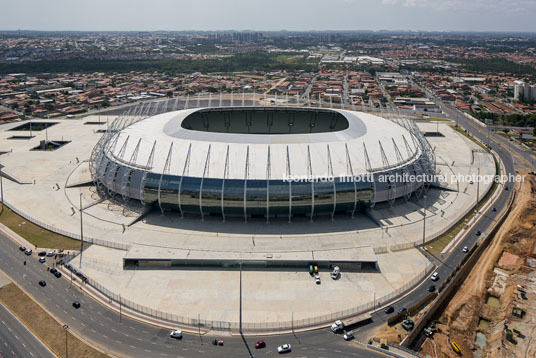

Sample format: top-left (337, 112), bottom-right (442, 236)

top-left (0, 235), bottom-right (386, 358)
top-left (0, 302), bottom-right (56, 358)
top-left (352, 78), bottom-right (519, 341)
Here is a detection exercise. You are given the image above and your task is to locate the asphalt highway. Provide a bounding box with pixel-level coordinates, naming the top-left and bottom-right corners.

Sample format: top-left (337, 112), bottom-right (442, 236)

top-left (0, 234), bottom-right (386, 358)
top-left (0, 302), bottom-right (56, 358)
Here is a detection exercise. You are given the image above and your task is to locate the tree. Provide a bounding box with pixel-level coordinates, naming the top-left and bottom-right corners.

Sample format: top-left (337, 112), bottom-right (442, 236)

top-left (166, 90), bottom-right (173, 97)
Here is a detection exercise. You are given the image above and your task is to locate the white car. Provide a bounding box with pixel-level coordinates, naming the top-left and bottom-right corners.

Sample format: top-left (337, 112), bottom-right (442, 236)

top-left (462, 246), bottom-right (468, 253)
top-left (315, 274), bottom-right (321, 285)
top-left (343, 331), bottom-right (355, 341)
top-left (331, 266), bottom-right (340, 280)
top-left (169, 329), bottom-right (182, 339)
top-left (277, 344), bottom-right (291, 353)
top-left (331, 320), bottom-right (344, 332)
top-left (430, 272), bottom-right (439, 281)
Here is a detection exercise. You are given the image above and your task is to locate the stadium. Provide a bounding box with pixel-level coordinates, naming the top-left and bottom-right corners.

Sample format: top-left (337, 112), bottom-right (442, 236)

top-left (90, 106), bottom-right (436, 220)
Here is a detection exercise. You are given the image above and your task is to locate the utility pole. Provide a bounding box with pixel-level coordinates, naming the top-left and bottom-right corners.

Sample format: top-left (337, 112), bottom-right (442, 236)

top-left (79, 193), bottom-right (84, 269)
top-left (63, 324), bottom-right (69, 358)
top-left (0, 167), bottom-right (4, 214)
top-left (422, 195), bottom-right (427, 246)
top-left (239, 261), bottom-right (243, 334)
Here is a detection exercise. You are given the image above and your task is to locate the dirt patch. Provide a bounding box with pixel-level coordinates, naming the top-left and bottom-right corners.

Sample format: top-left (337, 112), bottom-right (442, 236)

top-left (418, 173), bottom-right (536, 358)
top-left (0, 283), bottom-right (108, 358)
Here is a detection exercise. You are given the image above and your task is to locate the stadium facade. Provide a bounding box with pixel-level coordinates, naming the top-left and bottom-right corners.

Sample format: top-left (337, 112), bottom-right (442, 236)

top-left (90, 106), bottom-right (435, 220)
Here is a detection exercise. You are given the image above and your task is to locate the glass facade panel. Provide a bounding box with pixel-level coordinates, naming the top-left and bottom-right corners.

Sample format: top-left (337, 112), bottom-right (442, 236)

top-left (143, 173), bottom-right (160, 203)
top-left (334, 179), bottom-right (356, 213)
top-left (313, 181), bottom-right (335, 215)
top-left (160, 174), bottom-right (181, 210)
top-left (268, 180), bottom-right (290, 217)
top-left (290, 182), bottom-right (312, 216)
top-left (245, 180), bottom-right (267, 216)
top-left (222, 179), bottom-right (245, 217)
top-left (201, 178), bottom-right (222, 215)
top-left (179, 177), bottom-right (202, 214)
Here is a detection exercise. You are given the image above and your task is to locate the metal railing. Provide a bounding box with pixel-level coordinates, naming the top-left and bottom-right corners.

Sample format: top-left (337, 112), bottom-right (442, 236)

top-left (71, 261), bottom-right (434, 333)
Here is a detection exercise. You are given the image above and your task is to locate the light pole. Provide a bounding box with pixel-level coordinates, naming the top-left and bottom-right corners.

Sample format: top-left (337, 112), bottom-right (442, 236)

top-left (63, 324), bottom-right (69, 358)
top-left (79, 193), bottom-right (84, 269)
top-left (422, 195), bottom-right (427, 246)
top-left (239, 261), bottom-right (243, 334)
top-left (0, 166), bottom-right (4, 214)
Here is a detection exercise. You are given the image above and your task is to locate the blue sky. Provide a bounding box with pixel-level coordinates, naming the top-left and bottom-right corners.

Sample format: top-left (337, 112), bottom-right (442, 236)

top-left (2, 0), bottom-right (535, 32)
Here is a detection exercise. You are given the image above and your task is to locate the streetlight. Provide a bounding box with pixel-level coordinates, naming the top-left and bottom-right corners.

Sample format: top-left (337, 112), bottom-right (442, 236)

top-left (79, 193), bottom-right (84, 269)
top-left (422, 195), bottom-right (427, 246)
top-left (63, 324), bottom-right (69, 358)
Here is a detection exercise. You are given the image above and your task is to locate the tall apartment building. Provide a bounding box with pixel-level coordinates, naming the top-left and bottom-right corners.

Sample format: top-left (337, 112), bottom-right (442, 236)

top-left (514, 81), bottom-right (536, 102)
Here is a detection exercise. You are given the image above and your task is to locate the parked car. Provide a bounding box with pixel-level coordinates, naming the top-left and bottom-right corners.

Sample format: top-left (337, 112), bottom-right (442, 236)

top-left (431, 272), bottom-right (439, 281)
top-left (343, 331), bottom-right (355, 341)
top-left (38, 280), bottom-right (46, 287)
top-left (384, 306), bottom-right (394, 314)
top-left (46, 251), bottom-right (55, 257)
top-left (428, 285), bottom-right (436, 292)
top-left (54, 271), bottom-right (62, 278)
top-left (169, 330), bottom-right (182, 339)
top-left (520, 292), bottom-right (528, 300)
top-left (19, 246), bottom-right (26, 252)
top-left (331, 320), bottom-right (344, 333)
top-left (462, 246), bottom-right (468, 253)
top-left (315, 275), bottom-right (321, 285)
top-left (24, 249), bottom-right (32, 256)
top-left (331, 266), bottom-right (340, 280)
top-left (255, 340), bottom-right (266, 349)
top-left (38, 251), bottom-right (47, 257)
top-left (72, 301), bottom-right (81, 309)
top-left (277, 344), bottom-right (291, 354)
top-left (39, 257), bottom-right (45, 263)
top-left (50, 267), bottom-right (58, 274)
top-left (211, 339), bottom-right (224, 346)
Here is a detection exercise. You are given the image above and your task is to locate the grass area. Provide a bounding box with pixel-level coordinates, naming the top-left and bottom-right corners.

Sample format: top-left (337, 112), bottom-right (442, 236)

top-left (426, 117), bottom-right (451, 122)
top-left (0, 283), bottom-right (108, 358)
top-left (423, 154), bottom-right (500, 255)
top-left (0, 206), bottom-right (81, 250)
top-left (450, 124), bottom-right (489, 151)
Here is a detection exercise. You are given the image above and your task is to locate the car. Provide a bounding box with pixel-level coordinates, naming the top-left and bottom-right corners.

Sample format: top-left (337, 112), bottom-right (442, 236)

top-left (462, 246), bottom-right (468, 253)
top-left (469, 181), bottom-right (474, 184)
top-left (38, 251), bottom-right (47, 257)
top-left (476, 230), bottom-right (482, 236)
top-left (255, 340), bottom-right (266, 349)
top-left (505, 186), bottom-right (509, 191)
top-left (397, 307), bottom-right (408, 315)
top-left (169, 329), bottom-right (182, 339)
top-left (492, 207), bottom-right (497, 212)
top-left (38, 280), bottom-right (46, 287)
top-left (46, 251), bottom-right (55, 257)
top-left (19, 246), bottom-right (26, 252)
top-left (331, 266), bottom-right (340, 280)
top-left (54, 271), bottom-right (62, 278)
top-left (343, 331), bottom-right (355, 341)
top-left (431, 272), bottom-right (439, 281)
top-left (24, 249), bottom-right (32, 256)
top-left (50, 267), bottom-right (57, 274)
top-left (331, 320), bottom-right (344, 333)
top-left (211, 339), bottom-right (224, 346)
top-left (39, 257), bottom-right (45, 263)
top-left (520, 292), bottom-right (528, 300)
top-left (72, 301), bottom-right (81, 309)
top-left (428, 285), bottom-right (436, 292)
top-left (315, 276), bottom-right (321, 285)
top-left (384, 306), bottom-right (394, 314)
top-left (277, 344), bottom-right (291, 354)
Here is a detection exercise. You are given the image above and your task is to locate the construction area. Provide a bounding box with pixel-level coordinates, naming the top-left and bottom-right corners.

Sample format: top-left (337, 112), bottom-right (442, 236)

top-left (373, 172), bottom-right (536, 357)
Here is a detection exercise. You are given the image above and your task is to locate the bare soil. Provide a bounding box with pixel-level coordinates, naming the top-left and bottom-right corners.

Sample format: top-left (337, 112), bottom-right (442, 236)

top-left (418, 173), bottom-right (536, 358)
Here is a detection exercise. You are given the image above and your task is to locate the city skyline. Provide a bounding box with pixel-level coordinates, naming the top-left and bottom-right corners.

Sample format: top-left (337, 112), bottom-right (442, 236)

top-left (2, 0), bottom-right (536, 33)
